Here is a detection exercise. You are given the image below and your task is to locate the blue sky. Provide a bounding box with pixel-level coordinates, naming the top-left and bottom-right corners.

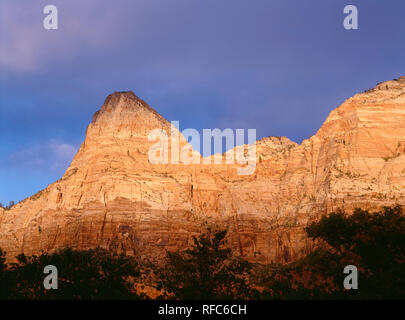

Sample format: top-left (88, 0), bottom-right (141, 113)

top-left (0, 0), bottom-right (404, 204)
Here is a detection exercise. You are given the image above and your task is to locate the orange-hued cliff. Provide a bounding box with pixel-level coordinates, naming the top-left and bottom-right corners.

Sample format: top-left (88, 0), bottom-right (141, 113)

top-left (1, 77), bottom-right (405, 263)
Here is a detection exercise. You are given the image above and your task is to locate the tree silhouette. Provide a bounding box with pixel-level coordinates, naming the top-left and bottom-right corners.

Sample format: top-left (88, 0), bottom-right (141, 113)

top-left (2, 248), bottom-right (142, 300)
top-left (305, 205), bottom-right (405, 299)
top-left (156, 228), bottom-right (255, 299)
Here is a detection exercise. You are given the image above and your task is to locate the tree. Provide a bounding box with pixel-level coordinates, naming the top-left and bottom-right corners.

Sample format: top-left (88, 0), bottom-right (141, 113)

top-left (305, 205), bottom-right (405, 299)
top-left (252, 205), bottom-right (405, 299)
top-left (0, 201), bottom-right (15, 210)
top-left (0, 249), bottom-right (11, 299)
top-left (4, 247), bottom-right (142, 300)
top-left (156, 228), bottom-right (255, 300)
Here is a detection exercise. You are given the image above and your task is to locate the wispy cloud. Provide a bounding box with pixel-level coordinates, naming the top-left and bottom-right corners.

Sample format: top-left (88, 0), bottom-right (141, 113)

top-left (3, 140), bottom-right (78, 173)
top-left (1, 0), bottom-right (404, 204)
top-left (0, 1), bottom-right (119, 71)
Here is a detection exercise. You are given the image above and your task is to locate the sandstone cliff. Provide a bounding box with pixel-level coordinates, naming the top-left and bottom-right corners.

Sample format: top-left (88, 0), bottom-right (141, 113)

top-left (1, 77), bottom-right (405, 263)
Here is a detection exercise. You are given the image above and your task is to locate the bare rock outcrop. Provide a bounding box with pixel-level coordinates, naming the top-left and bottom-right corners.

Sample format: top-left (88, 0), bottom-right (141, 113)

top-left (1, 77), bottom-right (405, 263)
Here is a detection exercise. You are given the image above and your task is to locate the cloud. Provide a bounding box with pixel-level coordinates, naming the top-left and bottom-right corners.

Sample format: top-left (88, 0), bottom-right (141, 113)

top-left (0, 1), bottom-right (120, 71)
top-left (3, 140), bottom-right (78, 173)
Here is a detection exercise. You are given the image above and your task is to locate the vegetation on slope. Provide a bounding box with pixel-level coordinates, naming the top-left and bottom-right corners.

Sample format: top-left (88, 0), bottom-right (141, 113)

top-left (0, 205), bottom-right (404, 300)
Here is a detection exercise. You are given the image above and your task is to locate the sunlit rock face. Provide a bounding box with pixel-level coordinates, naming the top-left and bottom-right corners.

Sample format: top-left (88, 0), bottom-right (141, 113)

top-left (1, 77), bottom-right (405, 263)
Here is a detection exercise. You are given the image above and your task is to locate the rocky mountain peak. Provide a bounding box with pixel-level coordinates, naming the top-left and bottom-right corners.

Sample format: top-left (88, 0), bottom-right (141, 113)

top-left (91, 90), bottom-right (168, 127)
top-left (315, 77), bottom-right (405, 139)
top-left (103, 90), bottom-right (139, 103)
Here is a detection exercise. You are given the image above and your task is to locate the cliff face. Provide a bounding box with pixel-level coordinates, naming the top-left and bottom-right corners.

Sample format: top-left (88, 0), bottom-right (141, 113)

top-left (1, 77), bottom-right (405, 263)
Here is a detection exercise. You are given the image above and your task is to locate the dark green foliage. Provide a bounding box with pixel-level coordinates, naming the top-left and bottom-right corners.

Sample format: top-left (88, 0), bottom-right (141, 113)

top-left (155, 228), bottom-right (256, 299)
top-left (1, 248), bottom-right (142, 300)
top-left (304, 205), bottom-right (405, 299)
top-left (0, 205), bottom-right (404, 300)
top-left (252, 249), bottom-right (341, 299)
top-left (306, 205), bottom-right (405, 269)
top-left (0, 249), bottom-right (10, 299)
top-left (253, 205), bottom-right (405, 299)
